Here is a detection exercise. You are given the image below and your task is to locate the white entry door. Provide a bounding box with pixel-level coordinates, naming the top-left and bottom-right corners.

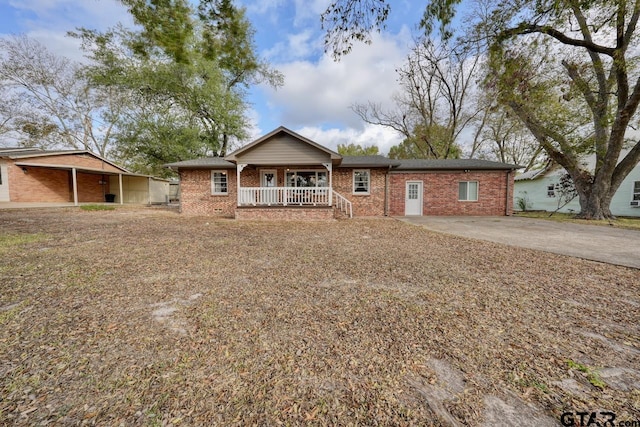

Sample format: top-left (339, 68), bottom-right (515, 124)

top-left (261, 170), bottom-right (277, 187)
top-left (260, 170), bottom-right (277, 205)
top-left (405, 181), bottom-right (423, 216)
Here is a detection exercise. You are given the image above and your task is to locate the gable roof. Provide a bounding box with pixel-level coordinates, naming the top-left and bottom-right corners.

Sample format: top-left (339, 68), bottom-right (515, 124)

top-left (394, 159), bottom-right (521, 171)
top-left (225, 126), bottom-right (342, 162)
top-left (0, 148), bottom-right (131, 173)
top-left (0, 147), bottom-right (42, 154)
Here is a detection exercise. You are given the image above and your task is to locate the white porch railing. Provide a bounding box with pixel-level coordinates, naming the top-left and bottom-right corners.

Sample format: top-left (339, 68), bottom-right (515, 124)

top-left (333, 191), bottom-right (353, 218)
top-left (239, 187), bottom-right (331, 206)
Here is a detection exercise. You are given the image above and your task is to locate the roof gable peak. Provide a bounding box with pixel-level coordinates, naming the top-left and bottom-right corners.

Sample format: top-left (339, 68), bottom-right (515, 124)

top-left (225, 126), bottom-right (342, 162)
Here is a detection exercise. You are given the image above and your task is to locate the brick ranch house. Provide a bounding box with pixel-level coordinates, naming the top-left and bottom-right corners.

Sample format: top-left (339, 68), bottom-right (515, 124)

top-left (0, 148), bottom-right (169, 205)
top-left (166, 126), bottom-right (519, 219)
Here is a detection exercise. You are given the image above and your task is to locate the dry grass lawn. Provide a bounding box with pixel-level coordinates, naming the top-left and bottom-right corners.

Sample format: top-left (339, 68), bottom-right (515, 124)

top-left (1, 207), bottom-right (639, 426)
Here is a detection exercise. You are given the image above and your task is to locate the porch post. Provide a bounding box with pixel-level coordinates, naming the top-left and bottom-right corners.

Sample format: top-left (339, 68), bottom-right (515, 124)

top-left (119, 174), bottom-right (124, 205)
top-left (322, 163), bottom-right (332, 206)
top-left (71, 168), bottom-right (78, 206)
top-left (236, 164), bottom-right (246, 206)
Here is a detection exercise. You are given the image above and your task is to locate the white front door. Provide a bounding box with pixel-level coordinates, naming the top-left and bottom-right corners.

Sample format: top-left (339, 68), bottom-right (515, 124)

top-left (261, 170), bottom-right (277, 187)
top-left (405, 181), bottom-right (423, 216)
top-left (260, 169), bottom-right (277, 205)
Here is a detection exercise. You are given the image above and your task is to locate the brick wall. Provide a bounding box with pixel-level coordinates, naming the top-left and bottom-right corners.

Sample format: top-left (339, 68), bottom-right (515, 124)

top-left (177, 166), bottom-right (515, 218)
top-left (179, 169), bottom-right (237, 216)
top-left (389, 170), bottom-right (514, 216)
top-left (8, 161), bottom-right (112, 203)
top-left (333, 168), bottom-right (387, 216)
top-left (9, 163), bottom-right (71, 202)
top-left (77, 172), bottom-right (109, 202)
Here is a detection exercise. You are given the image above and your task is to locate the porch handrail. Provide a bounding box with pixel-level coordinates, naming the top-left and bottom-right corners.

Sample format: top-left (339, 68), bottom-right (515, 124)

top-left (238, 187), bottom-right (330, 206)
top-left (333, 191), bottom-right (353, 218)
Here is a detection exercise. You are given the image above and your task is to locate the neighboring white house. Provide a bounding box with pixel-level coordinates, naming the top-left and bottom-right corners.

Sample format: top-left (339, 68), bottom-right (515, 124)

top-left (514, 150), bottom-right (640, 217)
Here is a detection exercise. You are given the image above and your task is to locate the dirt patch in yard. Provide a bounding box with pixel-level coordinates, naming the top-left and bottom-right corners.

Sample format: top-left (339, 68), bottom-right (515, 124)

top-left (0, 207), bottom-right (639, 425)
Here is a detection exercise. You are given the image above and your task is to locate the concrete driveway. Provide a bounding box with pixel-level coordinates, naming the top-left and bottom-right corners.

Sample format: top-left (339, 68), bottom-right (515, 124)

top-left (399, 216), bottom-right (640, 269)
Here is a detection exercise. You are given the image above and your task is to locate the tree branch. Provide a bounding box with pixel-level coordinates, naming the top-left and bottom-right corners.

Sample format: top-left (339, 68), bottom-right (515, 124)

top-left (499, 24), bottom-right (615, 56)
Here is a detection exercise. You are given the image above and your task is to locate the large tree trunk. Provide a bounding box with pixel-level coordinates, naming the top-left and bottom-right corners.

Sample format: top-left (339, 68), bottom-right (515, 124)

top-left (579, 193), bottom-right (610, 219)
top-left (573, 175), bottom-right (616, 220)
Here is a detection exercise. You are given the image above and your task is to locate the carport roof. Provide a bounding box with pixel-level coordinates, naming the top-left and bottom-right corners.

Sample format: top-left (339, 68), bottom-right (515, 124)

top-left (0, 148), bottom-right (86, 157)
top-left (14, 161), bottom-right (161, 178)
top-left (1, 148), bottom-right (134, 174)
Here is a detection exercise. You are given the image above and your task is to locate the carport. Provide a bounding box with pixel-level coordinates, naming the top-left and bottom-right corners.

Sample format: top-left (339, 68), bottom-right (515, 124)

top-left (1, 148), bottom-right (169, 205)
top-left (14, 161), bottom-right (128, 206)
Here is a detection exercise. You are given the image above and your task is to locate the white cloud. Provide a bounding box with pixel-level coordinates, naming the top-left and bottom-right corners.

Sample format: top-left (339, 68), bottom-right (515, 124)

top-left (251, 28), bottom-right (413, 155)
top-left (2, 0), bottom-right (131, 63)
top-left (294, 124), bottom-right (403, 155)
top-left (262, 29), bottom-right (411, 129)
top-left (264, 29), bottom-right (319, 61)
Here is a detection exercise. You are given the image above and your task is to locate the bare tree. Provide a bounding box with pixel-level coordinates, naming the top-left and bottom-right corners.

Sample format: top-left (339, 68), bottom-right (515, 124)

top-left (352, 38), bottom-right (485, 159)
top-left (479, 104), bottom-right (544, 170)
top-left (0, 35), bottom-right (121, 156)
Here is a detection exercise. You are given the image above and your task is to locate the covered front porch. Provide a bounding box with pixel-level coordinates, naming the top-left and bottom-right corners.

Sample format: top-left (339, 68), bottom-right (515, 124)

top-left (221, 127), bottom-right (352, 218)
top-left (235, 164), bottom-right (333, 207)
top-left (233, 165), bottom-right (352, 218)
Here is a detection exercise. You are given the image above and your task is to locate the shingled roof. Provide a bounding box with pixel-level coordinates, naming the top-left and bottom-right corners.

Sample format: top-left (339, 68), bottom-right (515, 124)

top-left (394, 159), bottom-right (521, 171)
top-left (0, 148), bottom-right (87, 158)
top-left (338, 155), bottom-right (401, 168)
top-left (165, 157), bottom-right (236, 169)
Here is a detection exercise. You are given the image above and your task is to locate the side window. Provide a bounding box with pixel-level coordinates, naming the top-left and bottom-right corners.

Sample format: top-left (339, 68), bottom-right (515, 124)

top-left (547, 184), bottom-right (556, 197)
top-left (458, 181), bottom-right (478, 201)
top-left (633, 181), bottom-right (640, 201)
top-left (353, 169), bottom-right (370, 195)
top-left (211, 171), bottom-right (228, 195)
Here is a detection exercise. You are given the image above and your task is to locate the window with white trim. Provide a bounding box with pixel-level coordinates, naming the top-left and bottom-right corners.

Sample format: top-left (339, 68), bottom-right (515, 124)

top-left (211, 171), bottom-right (228, 195)
top-left (458, 181), bottom-right (478, 201)
top-left (353, 169), bottom-right (370, 194)
top-left (547, 184), bottom-right (556, 197)
top-left (633, 181), bottom-right (640, 201)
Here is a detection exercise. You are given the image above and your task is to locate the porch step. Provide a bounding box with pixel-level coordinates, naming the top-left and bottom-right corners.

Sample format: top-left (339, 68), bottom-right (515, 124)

top-left (235, 205), bottom-right (334, 220)
top-left (332, 191), bottom-right (353, 218)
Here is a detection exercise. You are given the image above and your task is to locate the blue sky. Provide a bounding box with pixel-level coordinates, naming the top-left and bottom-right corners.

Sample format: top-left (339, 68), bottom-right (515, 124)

top-left (0, 0), bottom-right (425, 153)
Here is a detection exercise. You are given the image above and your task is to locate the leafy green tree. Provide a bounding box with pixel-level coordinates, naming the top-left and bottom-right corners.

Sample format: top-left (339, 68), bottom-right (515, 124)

top-left (72, 0), bottom-right (282, 175)
top-left (73, 24), bottom-right (245, 175)
top-left (323, 0), bottom-right (640, 220)
top-left (337, 143), bottom-right (379, 156)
